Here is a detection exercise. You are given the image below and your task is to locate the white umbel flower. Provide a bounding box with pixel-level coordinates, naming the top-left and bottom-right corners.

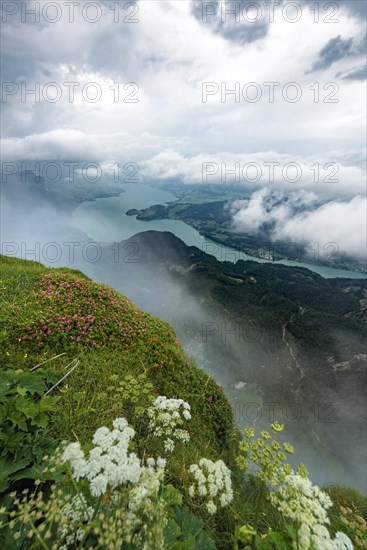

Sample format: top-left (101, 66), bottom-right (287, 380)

top-left (270, 473), bottom-right (354, 550)
top-left (147, 396), bottom-right (191, 452)
top-left (62, 417), bottom-right (167, 498)
top-left (188, 458), bottom-right (233, 515)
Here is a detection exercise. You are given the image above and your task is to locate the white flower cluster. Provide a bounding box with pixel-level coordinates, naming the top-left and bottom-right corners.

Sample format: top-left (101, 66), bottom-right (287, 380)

top-left (62, 417), bottom-right (166, 498)
top-left (188, 458), bottom-right (233, 515)
top-left (270, 474), bottom-right (353, 550)
top-left (298, 524), bottom-right (354, 550)
top-left (129, 456), bottom-right (167, 511)
top-left (130, 466), bottom-right (162, 512)
top-left (147, 396), bottom-right (191, 453)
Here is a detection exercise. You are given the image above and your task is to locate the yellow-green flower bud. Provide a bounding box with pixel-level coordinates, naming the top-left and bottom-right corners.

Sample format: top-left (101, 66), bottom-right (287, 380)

top-left (271, 421), bottom-right (284, 433)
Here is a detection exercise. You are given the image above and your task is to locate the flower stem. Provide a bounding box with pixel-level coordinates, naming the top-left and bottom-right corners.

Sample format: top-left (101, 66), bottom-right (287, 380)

top-left (67, 466), bottom-right (89, 516)
top-left (28, 518), bottom-right (49, 550)
top-left (77, 495), bottom-right (103, 549)
top-left (251, 480), bottom-right (265, 550)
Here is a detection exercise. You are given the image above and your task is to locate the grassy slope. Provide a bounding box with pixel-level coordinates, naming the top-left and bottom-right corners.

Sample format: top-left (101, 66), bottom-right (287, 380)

top-left (0, 253), bottom-right (238, 446)
top-left (0, 254), bottom-right (242, 545)
top-left (1, 254), bottom-right (366, 548)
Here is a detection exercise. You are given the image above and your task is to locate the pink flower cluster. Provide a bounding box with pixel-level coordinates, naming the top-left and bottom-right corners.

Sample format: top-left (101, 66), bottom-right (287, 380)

top-left (18, 273), bottom-right (163, 352)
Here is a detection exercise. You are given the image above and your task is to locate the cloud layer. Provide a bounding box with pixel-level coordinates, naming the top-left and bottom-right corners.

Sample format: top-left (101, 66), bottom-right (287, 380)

top-left (1, 0), bottom-right (366, 260)
top-left (231, 189), bottom-right (367, 259)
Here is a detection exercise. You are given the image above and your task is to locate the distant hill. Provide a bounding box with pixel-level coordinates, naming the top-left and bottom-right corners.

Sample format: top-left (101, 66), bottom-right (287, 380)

top-left (0, 169), bottom-right (123, 212)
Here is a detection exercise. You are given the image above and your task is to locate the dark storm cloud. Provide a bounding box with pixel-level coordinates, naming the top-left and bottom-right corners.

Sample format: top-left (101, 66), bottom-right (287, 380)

top-left (306, 34), bottom-right (366, 73)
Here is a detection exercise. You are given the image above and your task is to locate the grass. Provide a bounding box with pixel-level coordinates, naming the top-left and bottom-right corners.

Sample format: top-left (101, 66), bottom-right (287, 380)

top-left (325, 485), bottom-right (367, 549)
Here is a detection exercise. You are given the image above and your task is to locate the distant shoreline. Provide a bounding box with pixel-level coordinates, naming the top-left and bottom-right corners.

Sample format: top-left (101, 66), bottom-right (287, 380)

top-left (125, 199), bottom-right (367, 279)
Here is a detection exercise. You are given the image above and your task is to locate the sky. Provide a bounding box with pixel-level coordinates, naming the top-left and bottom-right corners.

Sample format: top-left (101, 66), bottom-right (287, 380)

top-left (1, 0), bottom-right (366, 259)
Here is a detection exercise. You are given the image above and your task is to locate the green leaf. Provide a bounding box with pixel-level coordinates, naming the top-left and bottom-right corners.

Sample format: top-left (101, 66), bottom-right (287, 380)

top-left (16, 397), bottom-right (38, 420)
top-left (31, 411), bottom-right (48, 428)
top-left (173, 534), bottom-right (196, 550)
top-left (38, 396), bottom-right (60, 412)
top-left (7, 410), bottom-right (28, 431)
top-left (163, 484), bottom-right (183, 507)
top-left (0, 430), bottom-right (25, 453)
top-left (267, 531), bottom-right (290, 550)
top-left (0, 455), bottom-right (31, 492)
top-left (181, 514), bottom-right (202, 538)
top-left (12, 463), bottom-right (64, 483)
top-left (164, 518), bottom-right (182, 547)
top-left (19, 373), bottom-right (46, 395)
top-left (0, 371), bottom-right (45, 396)
top-left (0, 455), bottom-right (30, 478)
top-left (27, 429), bottom-right (57, 461)
top-left (193, 532), bottom-right (216, 550)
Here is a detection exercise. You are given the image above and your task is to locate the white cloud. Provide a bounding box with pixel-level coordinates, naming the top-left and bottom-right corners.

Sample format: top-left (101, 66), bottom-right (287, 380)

top-left (274, 196), bottom-right (367, 259)
top-left (231, 189), bottom-right (367, 259)
top-left (141, 149), bottom-right (366, 200)
top-left (1, 0), bottom-right (366, 155)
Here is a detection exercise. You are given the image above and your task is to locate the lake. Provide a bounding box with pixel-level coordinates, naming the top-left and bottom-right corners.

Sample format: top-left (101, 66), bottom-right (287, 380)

top-left (73, 183), bottom-right (367, 279)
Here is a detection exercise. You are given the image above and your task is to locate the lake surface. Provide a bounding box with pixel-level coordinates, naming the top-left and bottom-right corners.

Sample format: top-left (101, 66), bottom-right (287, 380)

top-left (73, 183), bottom-right (366, 279)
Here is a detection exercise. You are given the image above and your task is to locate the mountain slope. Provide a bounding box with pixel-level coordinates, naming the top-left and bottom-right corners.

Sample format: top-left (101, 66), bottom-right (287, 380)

top-left (86, 230), bottom-right (367, 490)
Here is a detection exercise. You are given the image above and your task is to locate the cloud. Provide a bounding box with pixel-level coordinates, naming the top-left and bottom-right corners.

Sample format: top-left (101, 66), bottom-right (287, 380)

top-left (191, 0), bottom-right (270, 45)
top-left (230, 189), bottom-right (367, 259)
top-left (141, 149), bottom-right (366, 200)
top-left (230, 188), bottom-right (318, 233)
top-left (336, 64), bottom-right (367, 81)
top-left (306, 34), bottom-right (366, 73)
top-left (0, 0), bottom-right (366, 212)
top-left (338, 1), bottom-right (367, 17)
top-left (275, 196), bottom-right (367, 260)
top-left (1, 0), bottom-right (365, 154)
top-left (0, 129), bottom-right (170, 162)
top-left (191, 1), bottom-right (367, 48)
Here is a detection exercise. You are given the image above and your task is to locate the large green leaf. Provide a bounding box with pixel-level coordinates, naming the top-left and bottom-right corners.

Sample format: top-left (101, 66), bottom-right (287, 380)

top-left (163, 484), bottom-right (183, 507)
top-left (0, 455), bottom-right (31, 492)
top-left (12, 463), bottom-right (64, 483)
top-left (0, 455), bottom-right (31, 477)
top-left (15, 397), bottom-right (38, 420)
top-left (0, 371), bottom-right (45, 396)
top-left (193, 532), bottom-right (216, 550)
top-left (181, 514), bottom-right (203, 538)
top-left (164, 517), bottom-right (182, 547)
top-left (172, 533), bottom-right (196, 550)
top-left (39, 396), bottom-right (60, 412)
